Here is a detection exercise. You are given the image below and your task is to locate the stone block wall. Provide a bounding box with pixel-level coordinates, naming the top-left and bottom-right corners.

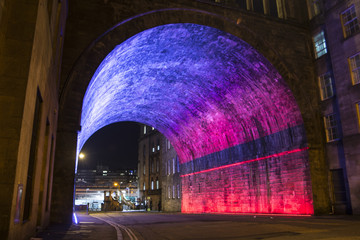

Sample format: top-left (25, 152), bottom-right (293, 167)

top-left (182, 147), bottom-right (313, 214)
top-left (0, 0), bottom-right (66, 239)
top-left (181, 124), bottom-right (313, 215)
top-left (56, 0), bottom-right (329, 222)
top-left (314, 0), bottom-right (360, 214)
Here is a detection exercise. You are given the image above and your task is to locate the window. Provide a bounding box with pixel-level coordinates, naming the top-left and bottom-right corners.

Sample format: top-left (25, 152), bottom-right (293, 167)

top-left (151, 178), bottom-right (154, 190)
top-left (156, 178), bottom-right (159, 189)
top-left (237, 0), bottom-right (247, 10)
top-left (330, 169), bottom-right (347, 204)
top-left (165, 139), bottom-right (169, 152)
top-left (168, 159), bottom-right (171, 175)
top-left (341, 5), bottom-right (359, 38)
top-left (143, 182), bottom-right (146, 191)
top-left (356, 102), bottom-right (360, 130)
top-left (268, 0), bottom-right (278, 17)
top-left (177, 184), bottom-right (181, 199)
top-left (167, 139), bottom-right (171, 150)
top-left (47, 0), bottom-right (54, 22)
top-left (307, 0), bottom-right (321, 19)
top-left (168, 186), bottom-right (171, 199)
top-left (46, 135), bottom-right (55, 211)
top-left (253, 0), bottom-right (264, 14)
top-left (24, 90), bottom-right (42, 221)
top-left (319, 72), bottom-right (334, 100)
top-left (349, 53), bottom-right (360, 85)
top-left (156, 159), bottom-right (159, 173)
top-left (151, 142), bottom-right (154, 152)
top-left (176, 156), bottom-right (180, 173)
top-left (172, 185), bottom-right (176, 199)
top-left (172, 158), bottom-right (176, 174)
top-left (324, 114), bottom-right (339, 142)
top-left (143, 163), bottom-right (146, 175)
top-left (313, 31), bottom-right (327, 58)
top-left (143, 125), bottom-right (147, 134)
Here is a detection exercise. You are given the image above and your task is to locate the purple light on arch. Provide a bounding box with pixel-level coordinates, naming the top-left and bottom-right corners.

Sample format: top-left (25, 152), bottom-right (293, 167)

top-left (78, 23), bottom-right (313, 215)
top-left (79, 23), bottom-right (302, 160)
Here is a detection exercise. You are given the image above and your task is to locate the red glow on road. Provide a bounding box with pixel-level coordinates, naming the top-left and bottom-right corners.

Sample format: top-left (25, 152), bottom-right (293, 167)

top-left (180, 147), bottom-right (309, 178)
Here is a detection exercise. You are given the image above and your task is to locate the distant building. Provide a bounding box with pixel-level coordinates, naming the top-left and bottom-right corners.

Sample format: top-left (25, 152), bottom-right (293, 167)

top-left (138, 125), bottom-right (181, 212)
top-left (76, 166), bottom-right (137, 186)
top-left (138, 125), bottom-right (162, 211)
top-left (307, 0), bottom-right (360, 214)
top-left (75, 166), bottom-right (138, 210)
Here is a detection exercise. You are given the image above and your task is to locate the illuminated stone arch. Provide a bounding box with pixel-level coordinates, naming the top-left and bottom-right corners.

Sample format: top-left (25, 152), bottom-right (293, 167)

top-left (53, 8), bottom-right (328, 223)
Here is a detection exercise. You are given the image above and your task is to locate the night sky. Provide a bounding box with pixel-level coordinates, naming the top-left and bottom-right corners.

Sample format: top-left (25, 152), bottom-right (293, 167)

top-left (77, 122), bottom-right (140, 170)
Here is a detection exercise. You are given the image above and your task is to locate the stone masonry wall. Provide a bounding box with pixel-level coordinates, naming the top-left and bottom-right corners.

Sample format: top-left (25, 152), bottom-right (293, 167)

top-left (55, 0), bottom-right (329, 223)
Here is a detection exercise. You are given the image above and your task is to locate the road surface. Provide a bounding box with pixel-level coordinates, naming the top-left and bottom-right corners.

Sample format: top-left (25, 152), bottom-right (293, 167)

top-left (89, 211), bottom-right (360, 240)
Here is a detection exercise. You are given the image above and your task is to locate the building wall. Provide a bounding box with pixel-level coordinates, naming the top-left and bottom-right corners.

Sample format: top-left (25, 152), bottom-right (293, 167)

top-left (162, 138), bottom-right (181, 212)
top-left (138, 125), bottom-right (181, 212)
top-left (0, 0), bottom-right (66, 239)
top-left (308, 0), bottom-right (360, 214)
top-left (325, 1), bottom-right (360, 215)
top-left (57, 0), bottom-right (331, 218)
top-left (138, 126), bottom-right (149, 207)
top-left (138, 125), bottom-right (162, 211)
top-left (0, 0), bottom-right (5, 26)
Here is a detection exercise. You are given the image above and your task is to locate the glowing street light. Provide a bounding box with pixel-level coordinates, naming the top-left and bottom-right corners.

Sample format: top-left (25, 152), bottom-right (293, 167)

top-left (79, 152), bottom-right (85, 159)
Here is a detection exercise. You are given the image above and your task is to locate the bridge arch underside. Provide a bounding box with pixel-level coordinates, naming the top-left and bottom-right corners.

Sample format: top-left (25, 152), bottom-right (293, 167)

top-left (79, 23), bottom-right (313, 215)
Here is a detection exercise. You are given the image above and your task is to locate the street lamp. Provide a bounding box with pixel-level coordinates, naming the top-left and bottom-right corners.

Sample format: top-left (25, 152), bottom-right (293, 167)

top-left (113, 182), bottom-right (121, 202)
top-left (79, 152), bottom-right (85, 159)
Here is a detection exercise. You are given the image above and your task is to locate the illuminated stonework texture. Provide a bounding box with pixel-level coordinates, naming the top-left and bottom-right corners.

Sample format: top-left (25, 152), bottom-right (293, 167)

top-left (79, 23), bottom-right (313, 215)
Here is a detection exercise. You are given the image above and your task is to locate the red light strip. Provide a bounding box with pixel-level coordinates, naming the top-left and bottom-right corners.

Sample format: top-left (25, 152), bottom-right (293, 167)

top-left (182, 212), bottom-right (312, 217)
top-left (180, 147), bottom-right (309, 177)
top-left (185, 212), bottom-right (312, 217)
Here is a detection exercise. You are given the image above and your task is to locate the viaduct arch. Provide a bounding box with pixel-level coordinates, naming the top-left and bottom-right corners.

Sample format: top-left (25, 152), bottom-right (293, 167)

top-left (53, 7), bottom-right (329, 223)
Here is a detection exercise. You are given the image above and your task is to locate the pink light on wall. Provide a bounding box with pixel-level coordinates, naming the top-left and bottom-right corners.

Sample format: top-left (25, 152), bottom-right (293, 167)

top-left (180, 147), bottom-right (309, 178)
top-left (181, 146), bottom-right (314, 215)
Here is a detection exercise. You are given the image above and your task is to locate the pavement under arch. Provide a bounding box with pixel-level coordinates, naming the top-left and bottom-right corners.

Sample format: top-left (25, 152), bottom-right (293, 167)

top-left (79, 23), bottom-right (313, 215)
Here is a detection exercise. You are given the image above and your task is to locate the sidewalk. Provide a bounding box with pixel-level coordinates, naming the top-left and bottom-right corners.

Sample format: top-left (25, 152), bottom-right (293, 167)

top-left (35, 212), bottom-right (117, 240)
